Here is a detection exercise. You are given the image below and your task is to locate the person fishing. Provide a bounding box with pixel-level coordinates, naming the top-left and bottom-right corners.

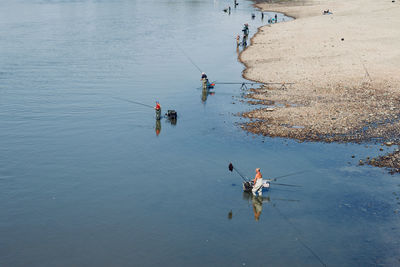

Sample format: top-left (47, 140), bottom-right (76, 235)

top-left (201, 72), bottom-right (209, 89)
top-left (242, 23), bottom-right (249, 36)
top-left (154, 101), bottom-right (161, 120)
top-left (252, 168), bottom-right (263, 196)
top-left (274, 13), bottom-right (278, 22)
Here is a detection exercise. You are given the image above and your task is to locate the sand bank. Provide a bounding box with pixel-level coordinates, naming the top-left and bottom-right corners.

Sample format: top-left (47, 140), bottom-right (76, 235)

top-left (240, 0), bottom-right (400, 145)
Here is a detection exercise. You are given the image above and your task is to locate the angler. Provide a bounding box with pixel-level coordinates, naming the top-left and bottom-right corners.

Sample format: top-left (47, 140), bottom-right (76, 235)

top-left (201, 72), bottom-right (215, 90)
top-left (242, 23), bottom-right (249, 36)
top-left (154, 101), bottom-right (161, 120)
top-left (252, 168), bottom-right (264, 196)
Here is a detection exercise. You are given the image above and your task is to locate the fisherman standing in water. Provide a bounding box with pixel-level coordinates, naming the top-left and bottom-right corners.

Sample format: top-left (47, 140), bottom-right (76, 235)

top-left (242, 23), bottom-right (249, 46)
top-left (252, 168), bottom-right (263, 196)
top-left (201, 72), bottom-right (208, 89)
top-left (155, 101), bottom-right (161, 120)
top-left (242, 23), bottom-right (249, 36)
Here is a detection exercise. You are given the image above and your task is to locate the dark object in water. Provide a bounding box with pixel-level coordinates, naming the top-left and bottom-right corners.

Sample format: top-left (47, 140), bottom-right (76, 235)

top-left (229, 163), bottom-right (234, 172)
top-left (228, 210), bottom-right (233, 219)
top-left (165, 110), bottom-right (177, 119)
top-left (165, 110), bottom-right (177, 125)
top-left (243, 181), bottom-right (253, 192)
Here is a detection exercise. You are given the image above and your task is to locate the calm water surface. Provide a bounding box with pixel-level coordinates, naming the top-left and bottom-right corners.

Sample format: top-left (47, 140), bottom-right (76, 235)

top-left (1, 0), bottom-right (400, 266)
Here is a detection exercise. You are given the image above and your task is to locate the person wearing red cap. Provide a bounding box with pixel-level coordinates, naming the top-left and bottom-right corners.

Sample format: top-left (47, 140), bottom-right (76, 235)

top-left (155, 101), bottom-right (161, 120)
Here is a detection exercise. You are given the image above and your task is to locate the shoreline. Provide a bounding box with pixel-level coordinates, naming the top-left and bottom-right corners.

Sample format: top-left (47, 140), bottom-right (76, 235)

top-left (238, 0), bottom-right (400, 172)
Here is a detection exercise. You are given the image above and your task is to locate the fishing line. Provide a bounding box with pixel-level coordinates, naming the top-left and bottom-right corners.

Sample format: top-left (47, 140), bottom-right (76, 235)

top-left (270, 182), bottom-right (302, 188)
top-left (112, 97), bottom-right (154, 109)
top-left (176, 45), bottom-right (203, 73)
top-left (271, 170), bottom-right (308, 181)
top-left (272, 204), bottom-right (327, 267)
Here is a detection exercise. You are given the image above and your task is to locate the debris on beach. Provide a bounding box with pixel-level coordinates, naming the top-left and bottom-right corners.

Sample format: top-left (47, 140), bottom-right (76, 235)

top-left (366, 149), bottom-right (400, 174)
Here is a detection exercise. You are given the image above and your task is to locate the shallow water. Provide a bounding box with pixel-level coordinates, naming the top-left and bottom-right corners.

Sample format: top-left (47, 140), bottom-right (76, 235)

top-left (1, 0), bottom-right (400, 266)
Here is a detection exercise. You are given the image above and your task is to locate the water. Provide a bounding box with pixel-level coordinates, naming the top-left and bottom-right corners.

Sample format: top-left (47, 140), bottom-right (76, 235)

top-left (1, 0), bottom-right (400, 266)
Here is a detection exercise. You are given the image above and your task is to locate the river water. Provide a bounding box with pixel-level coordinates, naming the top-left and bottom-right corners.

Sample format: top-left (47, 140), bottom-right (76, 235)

top-left (1, 0), bottom-right (399, 266)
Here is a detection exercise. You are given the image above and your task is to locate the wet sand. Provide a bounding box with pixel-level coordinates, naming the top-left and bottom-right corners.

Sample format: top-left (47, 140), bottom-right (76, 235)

top-left (240, 0), bottom-right (400, 170)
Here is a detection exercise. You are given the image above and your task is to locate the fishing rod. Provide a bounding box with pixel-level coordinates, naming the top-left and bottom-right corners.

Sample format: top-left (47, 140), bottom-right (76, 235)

top-left (228, 163), bottom-right (249, 182)
top-left (268, 170), bottom-right (308, 182)
top-left (176, 45), bottom-right (203, 73)
top-left (112, 97), bottom-right (154, 109)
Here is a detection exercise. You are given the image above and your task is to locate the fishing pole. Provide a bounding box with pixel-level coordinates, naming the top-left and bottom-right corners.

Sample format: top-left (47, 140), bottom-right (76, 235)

top-left (112, 97), bottom-right (154, 109)
top-left (228, 163), bottom-right (249, 182)
top-left (176, 45), bottom-right (203, 73)
top-left (269, 170), bottom-right (308, 182)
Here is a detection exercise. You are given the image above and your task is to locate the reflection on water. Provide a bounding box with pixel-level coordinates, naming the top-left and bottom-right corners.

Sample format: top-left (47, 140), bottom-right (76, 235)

top-left (155, 119), bottom-right (161, 136)
top-left (201, 88), bottom-right (215, 103)
top-left (252, 195), bottom-right (263, 221)
top-left (242, 192), bottom-right (270, 221)
top-left (240, 192), bottom-right (301, 221)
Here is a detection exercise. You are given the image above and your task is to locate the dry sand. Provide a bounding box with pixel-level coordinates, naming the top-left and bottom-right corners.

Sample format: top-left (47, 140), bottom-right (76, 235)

top-left (239, 0), bottom-right (400, 171)
top-left (239, 0), bottom-right (400, 141)
top-left (243, 0), bottom-right (400, 88)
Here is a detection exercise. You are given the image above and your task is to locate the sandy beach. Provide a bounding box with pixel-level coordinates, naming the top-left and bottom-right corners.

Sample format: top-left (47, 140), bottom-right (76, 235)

top-left (240, 0), bottom-right (400, 170)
